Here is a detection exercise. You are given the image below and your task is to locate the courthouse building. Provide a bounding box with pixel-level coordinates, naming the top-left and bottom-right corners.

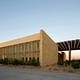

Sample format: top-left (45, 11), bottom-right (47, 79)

top-left (0, 30), bottom-right (58, 66)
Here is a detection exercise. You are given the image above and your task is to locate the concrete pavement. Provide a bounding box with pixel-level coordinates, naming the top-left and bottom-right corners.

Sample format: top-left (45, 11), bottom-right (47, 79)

top-left (0, 66), bottom-right (80, 80)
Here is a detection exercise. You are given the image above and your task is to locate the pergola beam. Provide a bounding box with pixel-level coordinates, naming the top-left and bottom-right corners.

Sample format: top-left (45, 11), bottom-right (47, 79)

top-left (57, 39), bottom-right (80, 51)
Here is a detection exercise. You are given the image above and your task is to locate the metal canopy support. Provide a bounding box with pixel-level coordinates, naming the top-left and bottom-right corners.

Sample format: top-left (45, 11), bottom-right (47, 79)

top-left (69, 49), bottom-right (71, 62)
top-left (68, 41), bottom-right (71, 62)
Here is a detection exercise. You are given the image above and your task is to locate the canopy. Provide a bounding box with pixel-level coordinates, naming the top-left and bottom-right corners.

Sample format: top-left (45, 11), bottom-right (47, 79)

top-left (57, 39), bottom-right (80, 51)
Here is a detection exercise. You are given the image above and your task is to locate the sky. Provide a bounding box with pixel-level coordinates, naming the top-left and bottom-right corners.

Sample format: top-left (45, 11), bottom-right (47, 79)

top-left (0, 0), bottom-right (80, 59)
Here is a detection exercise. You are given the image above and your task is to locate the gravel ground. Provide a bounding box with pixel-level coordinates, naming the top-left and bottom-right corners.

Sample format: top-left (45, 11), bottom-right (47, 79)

top-left (0, 65), bottom-right (80, 80)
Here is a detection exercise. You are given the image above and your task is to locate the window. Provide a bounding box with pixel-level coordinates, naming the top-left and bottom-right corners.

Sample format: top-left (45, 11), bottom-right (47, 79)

top-left (37, 57), bottom-right (39, 61)
top-left (37, 41), bottom-right (40, 48)
top-left (29, 57), bottom-right (31, 61)
top-left (26, 57), bottom-right (27, 62)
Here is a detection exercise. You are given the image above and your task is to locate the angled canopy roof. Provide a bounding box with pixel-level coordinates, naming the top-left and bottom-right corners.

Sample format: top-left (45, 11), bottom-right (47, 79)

top-left (57, 39), bottom-right (80, 51)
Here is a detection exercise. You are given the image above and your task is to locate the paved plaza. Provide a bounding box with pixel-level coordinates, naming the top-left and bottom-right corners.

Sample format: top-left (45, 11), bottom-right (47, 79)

top-left (0, 66), bottom-right (80, 80)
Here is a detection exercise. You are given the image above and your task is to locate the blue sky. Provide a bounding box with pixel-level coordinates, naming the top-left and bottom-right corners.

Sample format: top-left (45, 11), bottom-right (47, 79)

top-left (0, 0), bottom-right (80, 42)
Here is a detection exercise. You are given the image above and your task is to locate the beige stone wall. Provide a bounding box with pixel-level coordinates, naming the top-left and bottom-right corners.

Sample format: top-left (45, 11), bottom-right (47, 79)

top-left (0, 40), bottom-right (40, 60)
top-left (40, 30), bottom-right (58, 66)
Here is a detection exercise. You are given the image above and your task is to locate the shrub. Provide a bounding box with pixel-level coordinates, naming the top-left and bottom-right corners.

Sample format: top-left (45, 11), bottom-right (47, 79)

top-left (3, 58), bottom-right (9, 64)
top-left (64, 60), bottom-right (71, 66)
top-left (0, 58), bottom-right (40, 66)
top-left (26, 57), bottom-right (40, 66)
top-left (71, 61), bottom-right (80, 69)
top-left (11, 59), bottom-right (20, 65)
top-left (27, 58), bottom-right (32, 65)
top-left (35, 58), bottom-right (40, 66)
top-left (31, 57), bottom-right (36, 65)
top-left (0, 59), bottom-right (4, 64)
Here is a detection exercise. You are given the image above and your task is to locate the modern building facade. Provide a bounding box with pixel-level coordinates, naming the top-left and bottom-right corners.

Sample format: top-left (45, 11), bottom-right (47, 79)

top-left (0, 30), bottom-right (58, 66)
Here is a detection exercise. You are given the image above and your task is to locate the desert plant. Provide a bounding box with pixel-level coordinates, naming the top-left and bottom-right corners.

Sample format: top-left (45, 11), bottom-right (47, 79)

top-left (0, 59), bottom-right (4, 64)
top-left (71, 61), bottom-right (80, 69)
top-left (3, 58), bottom-right (9, 64)
top-left (64, 60), bottom-right (71, 66)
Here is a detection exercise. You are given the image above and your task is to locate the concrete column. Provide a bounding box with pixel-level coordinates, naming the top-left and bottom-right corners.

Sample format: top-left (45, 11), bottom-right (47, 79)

top-left (68, 41), bottom-right (71, 64)
top-left (69, 50), bottom-right (71, 62)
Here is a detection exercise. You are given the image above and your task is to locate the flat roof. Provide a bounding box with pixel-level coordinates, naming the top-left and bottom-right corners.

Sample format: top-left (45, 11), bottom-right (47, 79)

top-left (0, 33), bottom-right (40, 48)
